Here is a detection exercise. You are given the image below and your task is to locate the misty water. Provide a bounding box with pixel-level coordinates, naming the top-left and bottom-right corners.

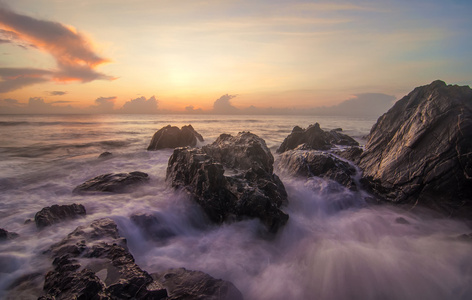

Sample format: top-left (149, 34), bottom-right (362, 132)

top-left (0, 114), bottom-right (471, 299)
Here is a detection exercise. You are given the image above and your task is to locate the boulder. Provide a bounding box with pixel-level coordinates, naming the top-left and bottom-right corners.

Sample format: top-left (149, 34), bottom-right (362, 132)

top-left (0, 228), bottom-right (19, 240)
top-left (277, 123), bottom-right (359, 153)
top-left (130, 213), bottom-right (176, 241)
top-left (73, 171), bottom-right (149, 194)
top-left (358, 80), bottom-right (472, 217)
top-left (98, 151), bottom-right (113, 158)
top-left (34, 204), bottom-right (86, 228)
top-left (147, 125), bottom-right (204, 150)
top-left (277, 150), bottom-right (358, 190)
top-left (166, 133), bottom-right (289, 233)
top-left (151, 268), bottom-right (243, 300)
top-left (39, 218), bottom-right (168, 300)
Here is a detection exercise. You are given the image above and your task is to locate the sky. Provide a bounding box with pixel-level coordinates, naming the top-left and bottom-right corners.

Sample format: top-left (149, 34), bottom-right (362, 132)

top-left (0, 0), bottom-right (471, 114)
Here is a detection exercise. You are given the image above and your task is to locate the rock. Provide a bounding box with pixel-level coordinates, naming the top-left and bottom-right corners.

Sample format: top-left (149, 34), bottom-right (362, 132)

top-left (334, 146), bottom-right (364, 164)
top-left (358, 80), bottom-right (472, 217)
top-left (98, 151), bottom-right (113, 158)
top-left (152, 268), bottom-right (243, 300)
top-left (34, 204), bottom-right (86, 228)
top-left (0, 228), bottom-right (19, 240)
top-left (40, 218), bottom-right (168, 300)
top-left (202, 132), bottom-right (274, 173)
top-left (73, 171), bottom-right (149, 194)
top-left (395, 217), bottom-right (410, 225)
top-left (130, 213), bottom-right (176, 241)
top-left (166, 133), bottom-right (289, 233)
top-left (277, 150), bottom-right (358, 190)
top-left (147, 125), bottom-right (204, 150)
top-left (277, 123), bottom-right (359, 153)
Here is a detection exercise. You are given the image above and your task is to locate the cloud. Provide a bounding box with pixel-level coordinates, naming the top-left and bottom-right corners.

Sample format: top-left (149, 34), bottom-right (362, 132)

top-left (185, 105), bottom-right (203, 113)
top-left (0, 4), bottom-right (113, 93)
top-left (0, 68), bottom-right (51, 93)
top-left (313, 93), bottom-right (395, 116)
top-left (0, 98), bottom-right (22, 107)
top-left (48, 91), bottom-right (67, 96)
top-left (89, 96), bottom-right (116, 113)
top-left (119, 96), bottom-right (158, 114)
top-left (212, 94), bottom-right (239, 114)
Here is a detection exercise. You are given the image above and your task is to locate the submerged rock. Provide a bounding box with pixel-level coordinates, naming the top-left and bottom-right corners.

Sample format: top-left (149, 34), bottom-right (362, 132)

top-left (98, 151), bottom-right (113, 158)
top-left (73, 171), bottom-right (149, 194)
top-left (0, 228), bottom-right (19, 240)
top-left (34, 204), bottom-right (86, 228)
top-left (277, 123), bottom-right (359, 153)
top-left (130, 213), bottom-right (176, 241)
top-left (152, 268), bottom-right (243, 300)
top-left (358, 80), bottom-right (472, 217)
top-left (40, 218), bottom-right (168, 300)
top-left (147, 125), bottom-right (204, 150)
top-left (167, 132), bottom-right (288, 233)
top-left (277, 150), bottom-right (358, 190)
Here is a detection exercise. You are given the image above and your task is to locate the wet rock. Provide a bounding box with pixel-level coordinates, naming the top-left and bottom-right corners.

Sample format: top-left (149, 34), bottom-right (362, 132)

top-left (334, 146), bottom-right (364, 164)
top-left (130, 213), bottom-right (176, 241)
top-left (73, 171), bottom-right (149, 194)
top-left (34, 204), bottom-right (86, 228)
top-left (0, 228), bottom-right (19, 240)
top-left (395, 217), bottom-right (410, 225)
top-left (166, 132), bottom-right (289, 233)
top-left (202, 132), bottom-right (274, 173)
top-left (358, 80), bottom-right (472, 218)
top-left (277, 123), bottom-right (359, 153)
top-left (147, 125), bottom-right (204, 150)
top-left (40, 218), bottom-right (168, 300)
top-left (277, 150), bottom-right (358, 190)
top-left (98, 151), bottom-right (113, 158)
top-left (152, 268), bottom-right (243, 300)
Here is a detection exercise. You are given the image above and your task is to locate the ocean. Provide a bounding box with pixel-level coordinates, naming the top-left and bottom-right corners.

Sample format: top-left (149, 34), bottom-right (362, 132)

top-left (0, 114), bottom-right (471, 299)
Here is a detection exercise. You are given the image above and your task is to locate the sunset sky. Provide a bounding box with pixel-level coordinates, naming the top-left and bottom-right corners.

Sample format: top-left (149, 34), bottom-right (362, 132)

top-left (1, 0), bottom-right (471, 113)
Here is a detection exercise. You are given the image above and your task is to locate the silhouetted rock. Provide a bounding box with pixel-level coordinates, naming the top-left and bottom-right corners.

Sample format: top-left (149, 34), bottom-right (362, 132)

top-left (40, 218), bottom-right (167, 300)
top-left (277, 150), bottom-right (358, 190)
top-left (277, 123), bottom-right (359, 153)
top-left (147, 125), bottom-right (204, 150)
top-left (151, 268), bottom-right (243, 300)
top-left (73, 171), bottom-right (149, 194)
top-left (130, 213), bottom-right (176, 241)
top-left (0, 228), bottom-right (19, 240)
top-left (98, 151), bottom-right (113, 158)
top-left (34, 204), bottom-right (86, 228)
top-left (359, 80), bottom-right (472, 218)
top-left (167, 132), bottom-right (288, 233)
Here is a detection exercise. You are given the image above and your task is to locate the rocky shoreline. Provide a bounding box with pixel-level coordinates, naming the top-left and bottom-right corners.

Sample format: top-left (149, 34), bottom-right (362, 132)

top-left (2, 80), bottom-right (471, 299)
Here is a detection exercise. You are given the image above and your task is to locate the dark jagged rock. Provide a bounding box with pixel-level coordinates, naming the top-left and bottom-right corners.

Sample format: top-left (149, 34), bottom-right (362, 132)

top-left (202, 132), bottom-right (274, 173)
top-left (98, 151), bottom-right (113, 158)
top-left (34, 204), bottom-right (86, 228)
top-left (147, 125), bottom-right (204, 150)
top-left (73, 171), bottom-right (149, 194)
top-left (151, 268), bottom-right (244, 300)
top-left (40, 218), bottom-right (167, 300)
top-left (277, 123), bottom-right (359, 153)
top-left (334, 146), bottom-right (364, 164)
top-left (277, 150), bottom-right (358, 190)
top-left (166, 132), bottom-right (288, 233)
top-left (130, 213), bottom-right (176, 241)
top-left (358, 80), bottom-right (472, 218)
top-left (0, 228), bottom-right (19, 240)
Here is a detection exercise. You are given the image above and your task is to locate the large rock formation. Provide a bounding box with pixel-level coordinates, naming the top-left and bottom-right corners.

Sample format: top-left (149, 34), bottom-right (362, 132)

top-left (147, 125), bottom-right (204, 150)
top-left (39, 218), bottom-right (168, 299)
top-left (35, 204), bottom-right (86, 228)
top-left (358, 80), bottom-right (472, 217)
top-left (151, 268), bottom-right (243, 300)
top-left (277, 123), bottom-right (359, 153)
top-left (277, 150), bottom-right (358, 190)
top-left (73, 171), bottom-right (149, 194)
top-left (166, 132), bottom-right (288, 233)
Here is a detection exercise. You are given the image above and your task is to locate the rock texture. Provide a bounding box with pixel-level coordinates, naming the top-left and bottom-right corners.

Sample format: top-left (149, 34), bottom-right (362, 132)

top-left (34, 204), bottom-right (86, 228)
top-left (358, 80), bottom-right (472, 217)
top-left (277, 150), bottom-right (358, 190)
top-left (277, 123), bottom-right (359, 153)
top-left (0, 228), bottom-right (19, 240)
top-left (166, 132), bottom-right (288, 233)
top-left (147, 125), bottom-right (204, 151)
top-left (151, 268), bottom-right (243, 300)
top-left (39, 218), bottom-right (168, 300)
top-left (73, 171), bottom-right (149, 194)
top-left (130, 213), bottom-right (176, 241)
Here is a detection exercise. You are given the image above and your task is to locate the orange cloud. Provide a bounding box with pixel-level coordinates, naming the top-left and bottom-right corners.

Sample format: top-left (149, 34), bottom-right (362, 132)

top-left (0, 4), bottom-right (114, 92)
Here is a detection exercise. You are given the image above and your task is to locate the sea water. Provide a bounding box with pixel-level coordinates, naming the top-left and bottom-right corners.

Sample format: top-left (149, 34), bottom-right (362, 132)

top-left (0, 114), bottom-right (471, 299)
